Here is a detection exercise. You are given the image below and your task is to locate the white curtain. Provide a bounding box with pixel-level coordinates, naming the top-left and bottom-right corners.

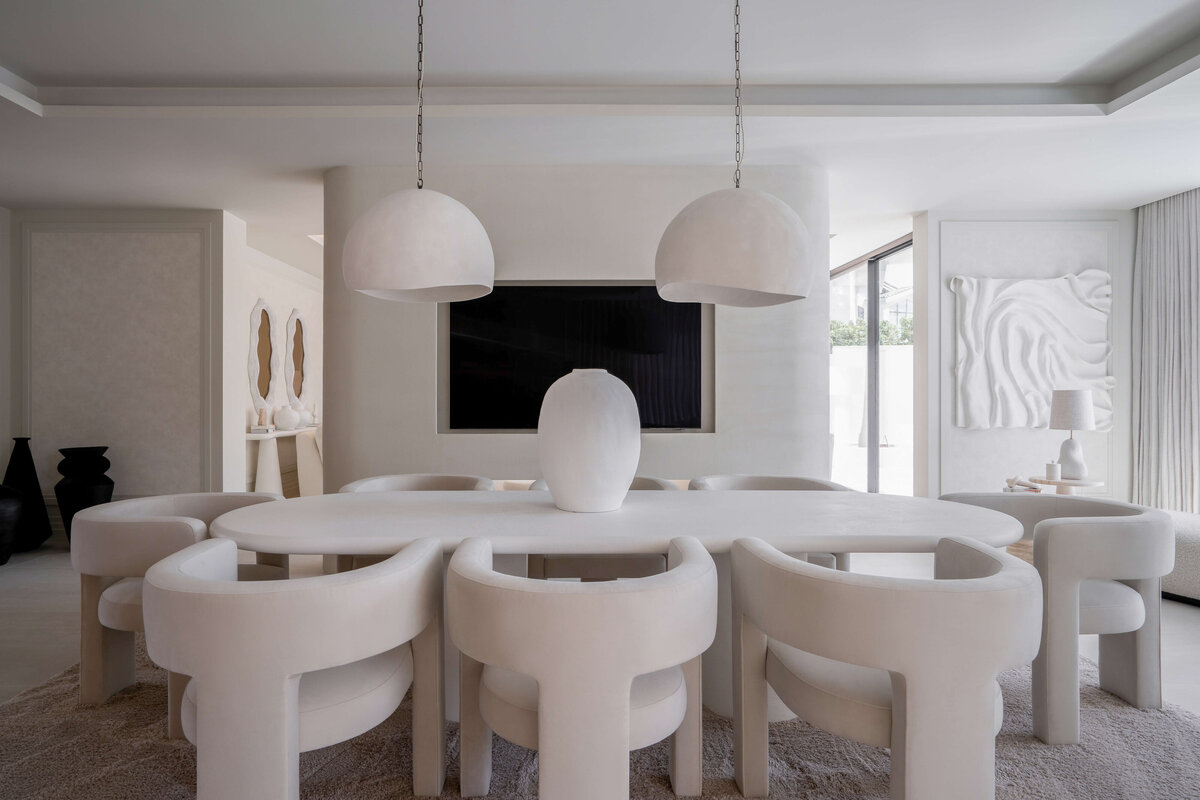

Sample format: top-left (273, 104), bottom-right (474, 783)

top-left (1133, 187), bottom-right (1200, 511)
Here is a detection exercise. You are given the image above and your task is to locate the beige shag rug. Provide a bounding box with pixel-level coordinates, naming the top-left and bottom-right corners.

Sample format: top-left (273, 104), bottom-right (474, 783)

top-left (2, 644), bottom-right (1199, 799)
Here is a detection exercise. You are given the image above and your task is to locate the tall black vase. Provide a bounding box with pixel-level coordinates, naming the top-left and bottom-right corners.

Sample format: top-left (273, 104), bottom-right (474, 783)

top-left (0, 485), bottom-right (21, 566)
top-left (55, 447), bottom-right (115, 540)
top-left (2, 437), bottom-right (52, 552)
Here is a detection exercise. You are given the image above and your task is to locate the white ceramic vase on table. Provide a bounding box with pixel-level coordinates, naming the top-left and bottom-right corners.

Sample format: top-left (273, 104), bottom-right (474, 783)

top-left (537, 369), bottom-right (641, 512)
top-left (274, 405), bottom-right (301, 431)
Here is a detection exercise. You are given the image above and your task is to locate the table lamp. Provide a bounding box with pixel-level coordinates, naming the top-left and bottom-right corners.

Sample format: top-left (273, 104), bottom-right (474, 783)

top-left (1049, 389), bottom-right (1095, 480)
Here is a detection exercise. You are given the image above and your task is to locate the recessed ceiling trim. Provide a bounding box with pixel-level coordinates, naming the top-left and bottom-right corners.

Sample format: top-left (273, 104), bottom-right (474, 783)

top-left (0, 64), bottom-right (42, 116)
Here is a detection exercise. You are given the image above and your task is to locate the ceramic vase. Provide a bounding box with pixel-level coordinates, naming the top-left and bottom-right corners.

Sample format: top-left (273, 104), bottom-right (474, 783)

top-left (54, 447), bottom-right (115, 541)
top-left (295, 405), bottom-right (314, 427)
top-left (274, 405), bottom-right (301, 431)
top-left (537, 369), bottom-right (641, 513)
top-left (2, 437), bottom-right (52, 552)
top-left (0, 485), bottom-right (21, 566)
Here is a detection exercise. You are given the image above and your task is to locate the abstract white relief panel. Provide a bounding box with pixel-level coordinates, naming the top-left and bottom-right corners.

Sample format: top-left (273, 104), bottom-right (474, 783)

top-left (950, 269), bottom-right (1113, 430)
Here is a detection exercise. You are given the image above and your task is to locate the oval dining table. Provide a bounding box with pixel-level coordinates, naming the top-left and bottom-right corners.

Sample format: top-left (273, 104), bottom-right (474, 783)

top-left (212, 489), bottom-right (1023, 719)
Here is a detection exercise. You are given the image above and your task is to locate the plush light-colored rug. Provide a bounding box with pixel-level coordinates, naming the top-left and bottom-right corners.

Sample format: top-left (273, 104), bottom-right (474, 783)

top-left (2, 645), bottom-right (1198, 799)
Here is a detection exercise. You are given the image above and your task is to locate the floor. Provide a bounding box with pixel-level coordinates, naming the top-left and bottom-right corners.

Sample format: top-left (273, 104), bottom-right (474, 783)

top-left (2, 542), bottom-right (1199, 715)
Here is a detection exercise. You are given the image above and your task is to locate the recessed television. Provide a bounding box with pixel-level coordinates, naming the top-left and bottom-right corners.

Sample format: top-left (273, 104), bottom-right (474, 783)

top-left (445, 285), bottom-right (704, 430)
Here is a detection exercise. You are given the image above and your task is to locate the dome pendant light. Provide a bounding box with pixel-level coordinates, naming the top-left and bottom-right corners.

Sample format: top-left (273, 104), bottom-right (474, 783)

top-left (343, 0), bottom-right (494, 302)
top-left (655, 0), bottom-right (812, 307)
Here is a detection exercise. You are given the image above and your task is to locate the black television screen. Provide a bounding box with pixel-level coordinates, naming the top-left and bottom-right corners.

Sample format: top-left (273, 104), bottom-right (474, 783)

top-left (448, 286), bottom-right (702, 430)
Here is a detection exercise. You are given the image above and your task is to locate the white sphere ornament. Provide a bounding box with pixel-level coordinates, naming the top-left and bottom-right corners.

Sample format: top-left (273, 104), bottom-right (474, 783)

top-left (655, 188), bottom-right (813, 307)
top-left (538, 369), bottom-right (641, 513)
top-left (273, 405), bottom-right (300, 431)
top-left (343, 188), bottom-right (495, 302)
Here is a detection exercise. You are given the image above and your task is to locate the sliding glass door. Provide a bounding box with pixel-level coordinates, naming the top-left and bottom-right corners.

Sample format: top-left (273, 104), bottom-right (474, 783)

top-left (829, 239), bottom-right (914, 494)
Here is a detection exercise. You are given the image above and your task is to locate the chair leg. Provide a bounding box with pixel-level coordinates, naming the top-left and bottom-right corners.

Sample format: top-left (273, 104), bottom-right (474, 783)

top-left (527, 554), bottom-right (547, 580)
top-left (167, 671), bottom-right (188, 739)
top-left (733, 610), bottom-right (769, 798)
top-left (458, 654), bottom-right (492, 798)
top-left (335, 555), bottom-right (355, 573)
top-left (79, 575), bottom-right (135, 705)
top-left (194, 672), bottom-right (301, 800)
top-left (833, 552), bottom-right (852, 572)
top-left (1033, 578), bottom-right (1082, 744)
top-left (537, 681), bottom-right (631, 800)
top-left (1099, 578), bottom-right (1163, 709)
top-left (412, 615), bottom-right (445, 797)
top-left (669, 656), bottom-right (703, 797)
top-left (889, 673), bottom-right (998, 800)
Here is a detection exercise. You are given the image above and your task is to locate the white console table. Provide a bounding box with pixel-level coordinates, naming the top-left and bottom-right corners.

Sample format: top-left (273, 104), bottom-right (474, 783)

top-left (246, 428), bottom-right (321, 495)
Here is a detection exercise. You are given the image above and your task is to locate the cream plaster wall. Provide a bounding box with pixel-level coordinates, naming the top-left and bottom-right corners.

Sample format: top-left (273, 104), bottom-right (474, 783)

top-left (1, 208), bottom-right (12, 454)
top-left (16, 212), bottom-right (223, 496)
top-left (913, 211), bottom-right (1136, 500)
top-left (323, 164), bottom-right (830, 489)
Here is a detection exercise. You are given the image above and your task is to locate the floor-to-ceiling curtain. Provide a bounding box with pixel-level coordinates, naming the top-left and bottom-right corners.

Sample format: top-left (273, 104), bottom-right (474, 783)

top-left (1133, 187), bottom-right (1200, 511)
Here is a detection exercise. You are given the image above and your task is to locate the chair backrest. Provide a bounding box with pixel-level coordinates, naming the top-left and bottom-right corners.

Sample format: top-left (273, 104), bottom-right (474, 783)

top-left (528, 475), bottom-right (680, 492)
top-left (732, 536), bottom-right (1041, 678)
top-left (340, 473), bottom-right (494, 493)
top-left (144, 537), bottom-right (442, 680)
top-left (71, 492), bottom-right (280, 578)
top-left (689, 474), bottom-right (851, 492)
top-left (940, 493), bottom-right (1174, 581)
top-left (448, 537), bottom-right (716, 685)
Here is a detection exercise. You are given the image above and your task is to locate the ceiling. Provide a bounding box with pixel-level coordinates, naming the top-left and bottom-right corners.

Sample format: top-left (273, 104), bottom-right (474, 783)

top-left (2, 0), bottom-right (1200, 273)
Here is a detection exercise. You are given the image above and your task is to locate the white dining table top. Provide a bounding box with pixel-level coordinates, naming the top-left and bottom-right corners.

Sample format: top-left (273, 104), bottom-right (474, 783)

top-left (210, 489), bottom-right (1023, 556)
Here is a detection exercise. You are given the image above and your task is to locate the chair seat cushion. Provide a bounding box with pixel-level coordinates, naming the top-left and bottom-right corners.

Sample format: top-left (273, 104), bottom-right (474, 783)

top-left (479, 664), bottom-right (686, 751)
top-left (182, 644), bottom-right (413, 752)
top-left (98, 578), bottom-right (144, 633)
top-left (766, 641), bottom-right (1003, 749)
top-left (1079, 579), bottom-right (1145, 635)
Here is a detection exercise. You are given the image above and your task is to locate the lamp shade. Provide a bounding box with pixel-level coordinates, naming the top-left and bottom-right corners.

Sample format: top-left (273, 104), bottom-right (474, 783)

top-left (1049, 389), bottom-right (1096, 431)
top-left (343, 188), bottom-right (494, 302)
top-left (655, 188), bottom-right (812, 307)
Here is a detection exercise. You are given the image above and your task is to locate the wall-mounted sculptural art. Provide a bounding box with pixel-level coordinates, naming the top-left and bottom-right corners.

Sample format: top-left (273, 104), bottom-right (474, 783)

top-left (950, 269), bottom-right (1113, 430)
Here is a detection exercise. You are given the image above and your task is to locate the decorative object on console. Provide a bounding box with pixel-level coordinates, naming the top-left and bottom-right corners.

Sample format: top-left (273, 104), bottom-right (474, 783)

top-left (655, 0), bottom-right (813, 307)
top-left (248, 298), bottom-right (280, 418)
top-left (537, 370), bottom-right (641, 513)
top-left (1046, 462), bottom-right (1062, 481)
top-left (1049, 388), bottom-right (1096, 479)
top-left (342, 0), bottom-right (493, 302)
top-left (950, 270), bottom-right (1113, 429)
top-left (2, 437), bottom-right (52, 552)
top-left (273, 405), bottom-right (301, 432)
top-left (53, 447), bottom-right (115, 540)
top-left (0, 484), bottom-right (21, 565)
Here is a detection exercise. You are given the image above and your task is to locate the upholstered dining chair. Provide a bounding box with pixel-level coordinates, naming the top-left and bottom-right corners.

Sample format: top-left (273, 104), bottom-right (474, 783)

top-left (528, 475), bottom-right (680, 581)
top-left (70, 491), bottom-right (283, 736)
top-left (340, 473), bottom-right (495, 492)
top-left (449, 536), bottom-right (717, 800)
top-left (689, 474), bottom-right (853, 720)
top-left (940, 493), bottom-right (1174, 745)
top-left (144, 537), bottom-right (445, 800)
top-left (732, 536), bottom-right (1041, 800)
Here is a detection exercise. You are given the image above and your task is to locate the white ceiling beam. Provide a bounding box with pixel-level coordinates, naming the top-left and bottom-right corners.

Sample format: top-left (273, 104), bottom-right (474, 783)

top-left (0, 64), bottom-right (43, 116)
top-left (34, 83), bottom-right (1110, 118)
top-left (1107, 32), bottom-right (1200, 114)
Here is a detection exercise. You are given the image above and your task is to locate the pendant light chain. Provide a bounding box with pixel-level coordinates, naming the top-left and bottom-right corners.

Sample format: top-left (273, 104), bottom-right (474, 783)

top-left (733, 0), bottom-right (743, 189)
top-left (415, 0), bottom-right (424, 189)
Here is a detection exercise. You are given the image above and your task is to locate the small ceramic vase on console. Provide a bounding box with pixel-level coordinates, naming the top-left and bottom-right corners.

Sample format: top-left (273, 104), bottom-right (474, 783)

top-left (537, 369), bottom-right (641, 513)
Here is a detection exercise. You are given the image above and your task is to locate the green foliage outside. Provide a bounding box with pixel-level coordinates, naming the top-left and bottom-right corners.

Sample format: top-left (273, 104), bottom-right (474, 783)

top-left (830, 316), bottom-right (913, 346)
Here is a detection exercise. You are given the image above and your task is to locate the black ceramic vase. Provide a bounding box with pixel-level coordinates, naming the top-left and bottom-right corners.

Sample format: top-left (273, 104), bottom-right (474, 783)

top-left (2, 437), bottom-right (52, 552)
top-left (55, 447), bottom-right (115, 541)
top-left (0, 485), bottom-right (21, 565)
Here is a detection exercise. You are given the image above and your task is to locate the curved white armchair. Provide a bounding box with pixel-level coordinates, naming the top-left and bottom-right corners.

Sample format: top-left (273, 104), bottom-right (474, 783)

top-left (529, 476), bottom-right (680, 581)
top-left (340, 473), bottom-right (495, 492)
top-left (144, 537), bottom-right (445, 800)
top-left (70, 492), bottom-right (281, 735)
top-left (941, 493), bottom-right (1174, 744)
top-left (688, 474), bottom-right (852, 719)
top-left (732, 536), bottom-right (1041, 799)
top-left (449, 536), bottom-right (717, 800)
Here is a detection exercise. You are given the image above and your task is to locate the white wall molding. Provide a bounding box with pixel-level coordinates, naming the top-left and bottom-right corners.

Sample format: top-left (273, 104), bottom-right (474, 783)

top-left (11, 211), bottom-right (224, 492)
